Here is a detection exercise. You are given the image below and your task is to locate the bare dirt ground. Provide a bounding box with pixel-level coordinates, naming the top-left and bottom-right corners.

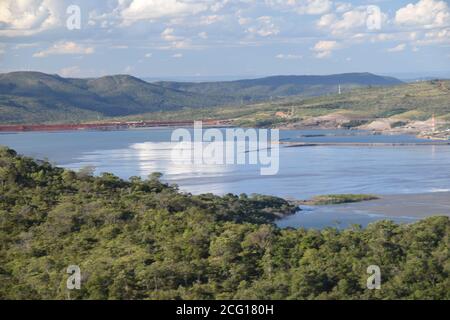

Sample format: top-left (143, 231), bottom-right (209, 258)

top-left (280, 113), bottom-right (450, 140)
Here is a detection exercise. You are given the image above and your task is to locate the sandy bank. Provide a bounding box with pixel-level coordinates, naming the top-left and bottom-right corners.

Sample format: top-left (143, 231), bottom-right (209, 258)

top-left (317, 192), bottom-right (450, 219)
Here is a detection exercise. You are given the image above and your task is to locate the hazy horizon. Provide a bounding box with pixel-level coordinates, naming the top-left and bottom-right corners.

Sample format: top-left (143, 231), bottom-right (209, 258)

top-left (2, 69), bottom-right (450, 83)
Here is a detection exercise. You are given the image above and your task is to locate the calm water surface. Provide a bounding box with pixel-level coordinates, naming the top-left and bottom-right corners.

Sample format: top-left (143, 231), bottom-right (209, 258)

top-left (1, 128), bottom-right (448, 228)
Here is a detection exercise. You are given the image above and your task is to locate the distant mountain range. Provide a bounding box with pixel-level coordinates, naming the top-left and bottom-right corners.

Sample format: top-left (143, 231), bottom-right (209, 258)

top-left (0, 71), bottom-right (402, 124)
top-left (156, 73), bottom-right (402, 100)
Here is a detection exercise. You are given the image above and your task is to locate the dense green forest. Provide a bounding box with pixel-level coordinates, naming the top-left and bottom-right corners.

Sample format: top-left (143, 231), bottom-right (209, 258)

top-left (0, 147), bottom-right (448, 300)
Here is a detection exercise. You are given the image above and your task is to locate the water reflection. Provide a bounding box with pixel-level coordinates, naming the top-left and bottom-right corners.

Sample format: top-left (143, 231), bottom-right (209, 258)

top-left (2, 128), bottom-right (450, 228)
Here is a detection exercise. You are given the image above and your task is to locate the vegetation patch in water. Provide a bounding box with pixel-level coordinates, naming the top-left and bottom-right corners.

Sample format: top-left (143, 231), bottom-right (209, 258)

top-left (307, 194), bottom-right (379, 205)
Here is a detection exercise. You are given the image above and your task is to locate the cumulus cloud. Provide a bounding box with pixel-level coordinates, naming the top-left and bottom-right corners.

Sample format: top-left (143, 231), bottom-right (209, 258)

top-left (314, 1), bottom-right (449, 51)
top-left (161, 28), bottom-right (179, 42)
top-left (370, 33), bottom-right (396, 43)
top-left (120, 0), bottom-right (210, 25)
top-left (266, 0), bottom-right (332, 15)
top-left (387, 43), bottom-right (406, 52)
top-left (417, 27), bottom-right (450, 45)
top-left (2, 0), bottom-right (449, 71)
top-left (297, 0), bottom-right (333, 15)
top-left (0, 0), bottom-right (62, 36)
top-left (312, 40), bottom-right (339, 58)
top-left (276, 53), bottom-right (303, 59)
top-left (335, 2), bottom-right (352, 13)
top-left (246, 16), bottom-right (280, 37)
top-left (199, 15), bottom-right (224, 25)
top-left (317, 6), bottom-right (387, 36)
top-left (198, 31), bottom-right (208, 39)
top-left (395, 0), bottom-right (450, 29)
top-left (160, 28), bottom-right (192, 49)
top-left (59, 66), bottom-right (82, 77)
top-left (33, 41), bottom-right (94, 58)
top-left (389, 0), bottom-right (450, 46)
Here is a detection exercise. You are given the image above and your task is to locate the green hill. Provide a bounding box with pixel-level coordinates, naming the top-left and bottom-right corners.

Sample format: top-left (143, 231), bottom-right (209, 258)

top-left (156, 72), bottom-right (402, 102)
top-left (234, 79), bottom-right (450, 128)
top-left (127, 80), bottom-right (450, 130)
top-left (0, 72), bottom-right (402, 124)
top-left (0, 72), bottom-right (226, 124)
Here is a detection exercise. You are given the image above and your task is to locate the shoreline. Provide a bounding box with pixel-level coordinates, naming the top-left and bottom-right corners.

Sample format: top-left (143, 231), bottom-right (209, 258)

top-left (295, 191), bottom-right (450, 219)
top-left (1, 119), bottom-right (448, 143)
top-left (0, 120), bottom-right (232, 133)
top-left (1, 123), bottom-right (448, 144)
top-left (282, 141), bottom-right (450, 147)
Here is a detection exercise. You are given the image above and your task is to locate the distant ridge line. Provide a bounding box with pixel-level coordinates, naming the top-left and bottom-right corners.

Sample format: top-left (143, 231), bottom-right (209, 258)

top-left (0, 71), bottom-right (403, 124)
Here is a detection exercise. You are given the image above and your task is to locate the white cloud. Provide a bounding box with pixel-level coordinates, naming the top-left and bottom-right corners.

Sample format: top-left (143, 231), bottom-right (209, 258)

top-left (276, 53), bottom-right (303, 59)
top-left (312, 1), bottom-right (450, 50)
top-left (317, 13), bottom-right (336, 28)
top-left (111, 45), bottom-right (129, 49)
top-left (59, 66), bottom-right (81, 77)
top-left (0, 0), bottom-right (62, 36)
top-left (2, 0), bottom-right (449, 73)
top-left (387, 43), bottom-right (406, 52)
top-left (171, 40), bottom-right (192, 49)
top-left (172, 53), bottom-right (183, 58)
top-left (335, 2), bottom-right (352, 13)
top-left (161, 28), bottom-right (179, 42)
top-left (33, 41), bottom-right (94, 58)
top-left (246, 16), bottom-right (280, 37)
top-left (417, 27), bottom-right (450, 44)
top-left (120, 0), bottom-right (209, 25)
top-left (371, 33), bottom-right (395, 43)
top-left (297, 0), bottom-right (333, 15)
top-left (238, 16), bottom-right (252, 26)
top-left (266, 0), bottom-right (332, 15)
top-left (312, 40), bottom-right (339, 58)
top-left (198, 31), bottom-right (208, 39)
top-left (317, 6), bottom-right (387, 36)
top-left (145, 53), bottom-right (153, 58)
top-left (395, 0), bottom-right (450, 29)
top-left (13, 43), bottom-right (40, 50)
top-left (332, 9), bottom-right (367, 32)
top-left (199, 15), bottom-right (224, 25)
top-left (160, 28), bottom-right (192, 49)
top-left (124, 65), bottom-right (134, 73)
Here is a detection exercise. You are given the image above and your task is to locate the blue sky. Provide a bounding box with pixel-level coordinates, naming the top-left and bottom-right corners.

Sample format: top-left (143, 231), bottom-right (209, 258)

top-left (0, 0), bottom-right (449, 79)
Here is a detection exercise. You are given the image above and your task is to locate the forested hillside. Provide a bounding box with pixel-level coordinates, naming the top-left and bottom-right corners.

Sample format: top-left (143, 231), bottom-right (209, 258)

top-left (156, 73), bottom-right (402, 100)
top-left (0, 72), bottom-right (226, 123)
top-left (0, 147), bottom-right (448, 300)
top-left (0, 72), bottom-right (401, 124)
